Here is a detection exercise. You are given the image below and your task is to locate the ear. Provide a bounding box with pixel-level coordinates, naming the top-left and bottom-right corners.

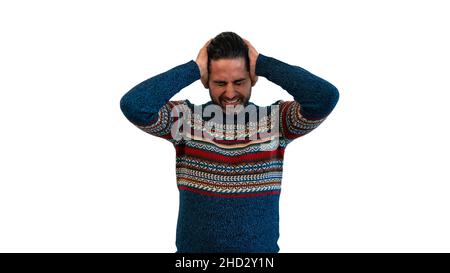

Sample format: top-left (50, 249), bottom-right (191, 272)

top-left (251, 75), bottom-right (259, 87)
top-left (201, 74), bottom-right (209, 89)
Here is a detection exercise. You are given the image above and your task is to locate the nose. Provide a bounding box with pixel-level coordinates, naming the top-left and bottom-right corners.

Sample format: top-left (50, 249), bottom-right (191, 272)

top-left (224, 83), bottom-right (237, 100)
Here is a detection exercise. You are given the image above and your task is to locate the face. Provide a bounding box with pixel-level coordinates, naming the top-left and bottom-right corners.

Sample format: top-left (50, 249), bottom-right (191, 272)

top-left (208, 58), bottom-right (252, 114)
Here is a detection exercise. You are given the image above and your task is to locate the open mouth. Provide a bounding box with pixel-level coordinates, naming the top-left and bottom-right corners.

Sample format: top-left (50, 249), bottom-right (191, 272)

top-left (222, 98), bottom-right (241, 106)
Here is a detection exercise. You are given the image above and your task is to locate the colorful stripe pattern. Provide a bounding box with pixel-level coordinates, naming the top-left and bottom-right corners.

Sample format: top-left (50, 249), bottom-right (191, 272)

top-left (135, 99), bottom-right (325, 197)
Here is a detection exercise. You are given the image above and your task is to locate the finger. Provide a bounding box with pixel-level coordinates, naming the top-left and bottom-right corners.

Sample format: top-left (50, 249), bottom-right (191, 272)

top-left (243, 38), bottom-right (254, 50)
top-left (203, 38), bottom-right (212, 49)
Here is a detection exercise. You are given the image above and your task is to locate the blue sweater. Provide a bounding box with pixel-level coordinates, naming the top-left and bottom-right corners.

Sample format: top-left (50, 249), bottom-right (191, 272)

top-left (120, 54), bottom-right (339, 252)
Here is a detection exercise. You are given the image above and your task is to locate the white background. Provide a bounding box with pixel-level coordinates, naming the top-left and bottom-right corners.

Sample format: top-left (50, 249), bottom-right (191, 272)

top-left (1, 0), bottom-right (449, 252)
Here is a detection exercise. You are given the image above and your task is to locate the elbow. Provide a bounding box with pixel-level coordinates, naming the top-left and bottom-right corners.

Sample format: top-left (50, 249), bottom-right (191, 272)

top-left (301, 83), bottom-right (340, 120)
top-left (318, 84), bottom-right (339, 118)
top-left (120, 93), bottom-right (132, 119)
top-left (324, 84), bottom-right (339, 115)
top-left (119, 92), bottom-right (158, 126)
top-left (120, 92), bottom-right (142, 124)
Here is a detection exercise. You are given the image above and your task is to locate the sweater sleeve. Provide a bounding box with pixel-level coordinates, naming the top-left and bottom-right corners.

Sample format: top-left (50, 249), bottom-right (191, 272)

top-left (120, 60), bottom-right (200, 141)
top-left (255, 54), bottom-right (339, 141)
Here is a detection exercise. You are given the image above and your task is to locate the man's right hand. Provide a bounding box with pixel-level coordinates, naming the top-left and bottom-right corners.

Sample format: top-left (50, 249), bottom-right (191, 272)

top-left (196, 39), bottom-right (212, 89)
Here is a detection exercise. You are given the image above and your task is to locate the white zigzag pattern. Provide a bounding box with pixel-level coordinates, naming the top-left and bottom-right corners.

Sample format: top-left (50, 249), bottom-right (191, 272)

top-left (176, 168), bottom-right (283, 183)
top-left (183, 139), bottom-right (281, 156)
top-left (176, 158), bottom-right (284, 173)
top-left (177, 180), bottom-right (281, 193)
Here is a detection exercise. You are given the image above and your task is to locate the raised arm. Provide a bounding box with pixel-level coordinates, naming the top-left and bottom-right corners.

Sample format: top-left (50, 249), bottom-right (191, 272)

top-left (120, 40), bottom-right (213, 141)
top-left (255, 54), bottom-right (339, 120)
top-left (244, 39), bottom-right (339, 141)
top-left (119, 60), bottom-right (200, 127)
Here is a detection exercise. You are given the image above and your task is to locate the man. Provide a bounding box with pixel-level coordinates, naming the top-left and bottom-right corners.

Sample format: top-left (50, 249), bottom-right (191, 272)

top-left (120, 32), bottom-right (339, 253)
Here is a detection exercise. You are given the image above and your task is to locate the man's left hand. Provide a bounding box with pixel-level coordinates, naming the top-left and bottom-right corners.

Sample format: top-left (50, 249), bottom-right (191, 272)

top-left (243, 38), bottom-right (259, 86)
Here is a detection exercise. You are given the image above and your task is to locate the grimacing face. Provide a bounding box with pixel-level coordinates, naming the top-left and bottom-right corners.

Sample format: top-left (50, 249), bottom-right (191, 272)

top-left (208, 57), bottom-right (252, 114)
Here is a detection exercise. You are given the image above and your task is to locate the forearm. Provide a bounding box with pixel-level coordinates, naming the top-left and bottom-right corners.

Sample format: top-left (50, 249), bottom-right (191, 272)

top-left (255, 54), bottom-right (339, 120)
top-left (120, 60), bottom-right (200, 126)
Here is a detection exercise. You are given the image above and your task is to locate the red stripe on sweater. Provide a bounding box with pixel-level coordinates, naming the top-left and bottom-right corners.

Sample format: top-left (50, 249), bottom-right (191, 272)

top-left (175, 146), bottom-right (284, 163)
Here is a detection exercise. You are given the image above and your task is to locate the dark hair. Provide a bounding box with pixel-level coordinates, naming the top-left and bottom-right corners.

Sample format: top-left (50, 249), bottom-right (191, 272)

top-left (207, 31), bottom-right (250, 74)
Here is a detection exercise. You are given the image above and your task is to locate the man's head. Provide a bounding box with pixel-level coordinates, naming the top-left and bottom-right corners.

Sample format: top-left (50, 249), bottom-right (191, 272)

top-left (207, 32), bottom-right (252, 113)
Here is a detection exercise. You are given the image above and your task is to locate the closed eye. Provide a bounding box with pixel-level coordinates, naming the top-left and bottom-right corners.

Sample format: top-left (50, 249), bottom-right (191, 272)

top-left (234, 79), bottom-right (246, 85)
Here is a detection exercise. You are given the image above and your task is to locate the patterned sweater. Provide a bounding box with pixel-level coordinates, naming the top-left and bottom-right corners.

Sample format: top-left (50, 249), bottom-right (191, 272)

top-left (120, 54), bottom-right (339, 253)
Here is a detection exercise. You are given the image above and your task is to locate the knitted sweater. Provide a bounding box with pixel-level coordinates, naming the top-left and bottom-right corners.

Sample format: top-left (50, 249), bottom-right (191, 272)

top-left (120, 54), bottom-right (339, 253)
